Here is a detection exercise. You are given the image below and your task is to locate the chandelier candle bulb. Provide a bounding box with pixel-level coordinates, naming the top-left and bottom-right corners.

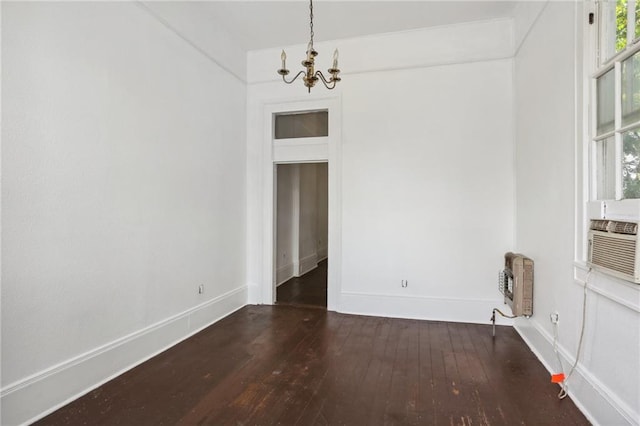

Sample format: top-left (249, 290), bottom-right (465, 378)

top-left (332, 49), bottom-right (339, 69)
top-left (307, 42), bottom-right (313, 60)
top-left (281, 50), bottom-right (286, 69)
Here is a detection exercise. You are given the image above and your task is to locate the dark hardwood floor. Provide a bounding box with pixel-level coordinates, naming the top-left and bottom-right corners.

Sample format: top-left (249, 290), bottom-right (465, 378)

top-left (36, 305), bottom-right (589, 426)
top-left (276, 259), bottom-right (327, 308)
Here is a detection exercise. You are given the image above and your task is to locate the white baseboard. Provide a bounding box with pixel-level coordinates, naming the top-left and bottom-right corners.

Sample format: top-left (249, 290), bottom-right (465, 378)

top-left (1, 285), bottom-right (248, 426)
top-left (247, 281), bottom-right (260, 304)
top-left (317, 246), bottom-right (327, 260)
top-left (339, 291), bottom-right (514, 325)
top-left (276, 254), bottom-right (320, 287)
top-left (276, 263), bottom-right (294, 286)
top-left (514, 318), bottom-right (638, 426)
top-left (298, 253), bottom-right (318, 276)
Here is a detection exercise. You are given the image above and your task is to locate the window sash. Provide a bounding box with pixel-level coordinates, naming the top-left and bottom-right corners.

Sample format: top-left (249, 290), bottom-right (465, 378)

top-left (622, 127), bottom-right (640, 198)
top-left (621, 51), bottom-right (640, 125)
top-left (592, 3), bottom-right (640, 200)
top-left (598, 0), bottom-right (640, 66)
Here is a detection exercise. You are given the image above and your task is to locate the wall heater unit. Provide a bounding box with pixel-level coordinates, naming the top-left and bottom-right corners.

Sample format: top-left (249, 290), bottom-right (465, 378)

top-left (588, 219), bottom-right (640, 283)
top-left (498, 252), bottom-right (534, 317)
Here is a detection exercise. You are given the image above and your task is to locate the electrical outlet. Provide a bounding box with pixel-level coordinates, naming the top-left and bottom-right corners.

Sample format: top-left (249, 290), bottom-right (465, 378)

top-left (198, 284), bottom-right (204, 295)
top-left (550, 312), bottom-right (559, 324)
top-left (401, 279), bottom-right (408, 288)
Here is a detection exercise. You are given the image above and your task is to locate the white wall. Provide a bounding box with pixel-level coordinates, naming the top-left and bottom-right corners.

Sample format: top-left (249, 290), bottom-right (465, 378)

top-left (247, 19), bottom-right (516, 323)
top-left (299, 163), bottom-right (319, 274)
top-left (276, 164), bottom-right (296, 284)
top-left (316, 163), bottom-right (329, 260)
top-left (139, 1), bottom-right (246, 82)
top-left (1, 3), bottom-right (247, 424)
top-left (339, 59), bottom-right (515, 321)
top-left (512, 1), bottom-right (547, 53)
top-left (513, 2), bottom-right (640, 425)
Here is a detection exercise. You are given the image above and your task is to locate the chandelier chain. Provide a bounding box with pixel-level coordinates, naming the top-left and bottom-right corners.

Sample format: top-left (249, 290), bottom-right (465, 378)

top-left (309, 0), bottom-right (314, 47)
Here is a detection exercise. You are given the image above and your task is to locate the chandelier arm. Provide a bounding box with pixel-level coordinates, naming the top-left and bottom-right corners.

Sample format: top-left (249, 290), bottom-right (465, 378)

top-left (315, 71), bottom-right (337, 90)
top-left (282, 70), bottom-right (306, 85)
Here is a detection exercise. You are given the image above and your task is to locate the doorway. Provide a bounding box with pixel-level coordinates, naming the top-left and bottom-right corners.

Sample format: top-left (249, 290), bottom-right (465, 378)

top-left (258, 96), bottom-right (341, 310)
top-left (274, 162), bottom-right (328, 308)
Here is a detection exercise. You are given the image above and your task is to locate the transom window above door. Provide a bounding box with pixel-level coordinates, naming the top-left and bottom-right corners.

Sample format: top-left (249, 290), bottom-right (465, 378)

top-left (274, 110), bottom-right (328, 139)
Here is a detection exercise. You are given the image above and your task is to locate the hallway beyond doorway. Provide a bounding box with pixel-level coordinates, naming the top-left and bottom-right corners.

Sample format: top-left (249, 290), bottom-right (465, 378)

top-left (276, 259), bottom-right (327, 308)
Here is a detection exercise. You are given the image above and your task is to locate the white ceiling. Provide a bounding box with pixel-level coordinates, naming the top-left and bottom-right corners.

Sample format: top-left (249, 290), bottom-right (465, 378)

top-left (200, 1), bottom-right (520, 51)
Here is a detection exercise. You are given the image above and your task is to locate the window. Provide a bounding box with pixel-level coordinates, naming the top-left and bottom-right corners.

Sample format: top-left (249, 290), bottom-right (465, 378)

top-left (593, 0), bottom-right (640, 200)
top-left (599, 0), bottom-right (640, 62)
top-left (274, 110), bottom-right (328, 139)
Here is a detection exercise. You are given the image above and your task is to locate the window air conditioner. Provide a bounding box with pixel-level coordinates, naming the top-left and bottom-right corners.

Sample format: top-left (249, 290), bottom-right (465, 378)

top-left (587, 219), bottom-right (640, 283)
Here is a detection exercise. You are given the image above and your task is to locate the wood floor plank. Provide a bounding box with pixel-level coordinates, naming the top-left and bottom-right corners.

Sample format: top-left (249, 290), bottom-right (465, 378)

top-left (429, 322), bottom-right (455, 425)
top-left (415, 320), bottom-right (436, 422)
top-left (443, 322), bottom-right (485, 425)
top-left (36, 306), bottom-right (590, 426)
top-left (176, 306), bottom-right (324, 425)
top-left (345, 317), bottom-right (392, 424)
top-left (267, 315), bottom-right (339, 425)
top-left (385, 319), bottom-right (421, 425)
top-left (403, 321), bottom-right (421, 425)
top-left (289, 313), bottom-right (360, 426)
top-left (317, 315), bottom-right (381, 425)
top-left (268, 314), bottom-right (368, 426)
top-left (366, 318), bottom-right (402, 426)
top-left (465, 322), bottom-right (533, 425)
top-left (276, 259), bottom-right (327, 308)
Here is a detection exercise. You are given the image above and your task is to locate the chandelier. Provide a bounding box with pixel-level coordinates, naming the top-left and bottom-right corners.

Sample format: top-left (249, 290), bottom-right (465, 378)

top-left (277, 0), bottom-right (341, 92)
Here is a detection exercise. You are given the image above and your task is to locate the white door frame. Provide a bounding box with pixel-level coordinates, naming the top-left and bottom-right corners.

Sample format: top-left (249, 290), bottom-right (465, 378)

top-left (261, 96), bottom-right (342, 311)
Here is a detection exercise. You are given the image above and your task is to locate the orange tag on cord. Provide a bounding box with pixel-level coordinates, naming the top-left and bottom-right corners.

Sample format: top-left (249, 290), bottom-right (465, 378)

top-left (551, 373), bottom-right (565, 383)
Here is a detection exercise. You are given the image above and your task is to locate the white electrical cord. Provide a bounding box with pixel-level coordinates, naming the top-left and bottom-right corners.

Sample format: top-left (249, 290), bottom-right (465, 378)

top-left (554, 268), bottom-right (591, 400)
top-left (552, 316), bottom-right (564, 379)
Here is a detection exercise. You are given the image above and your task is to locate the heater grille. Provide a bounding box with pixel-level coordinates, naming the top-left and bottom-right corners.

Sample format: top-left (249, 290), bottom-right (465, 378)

top-left (498, 253), bottom-right (533, 317)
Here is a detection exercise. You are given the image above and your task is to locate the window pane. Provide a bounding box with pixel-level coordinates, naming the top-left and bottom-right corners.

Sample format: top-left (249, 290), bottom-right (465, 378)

top-left (597, 69), bottom-right (616, 135)
top-left (622, 51), bottom-right (640, 126)
top-left (597, 137), bottom-right (617, 199)
top-left (600, 0), bottom-right (629, 63)
top-left (623, 129), bottom-right (640, 198)
top-left (636, 0), bottom-right (640, 39)
top-left (274, 110), bottom-right (328, 139)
